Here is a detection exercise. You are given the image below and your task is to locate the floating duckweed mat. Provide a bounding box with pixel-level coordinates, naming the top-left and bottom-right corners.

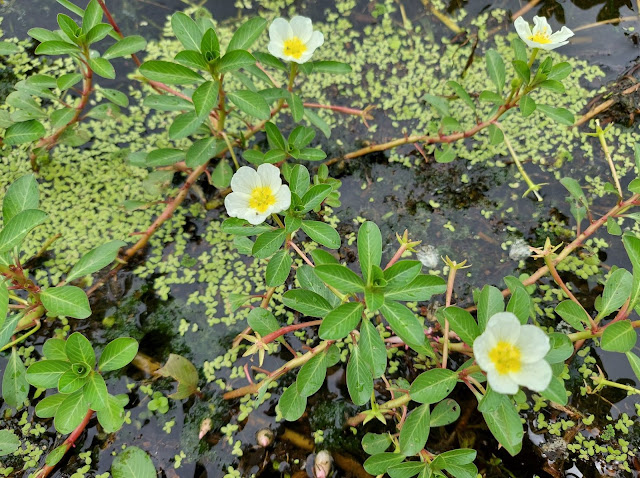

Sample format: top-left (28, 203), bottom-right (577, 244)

top-left (1, 0), bottom-right (639, 476)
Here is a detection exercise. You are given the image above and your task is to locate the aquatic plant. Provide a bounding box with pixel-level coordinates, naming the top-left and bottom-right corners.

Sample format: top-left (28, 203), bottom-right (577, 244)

top-left (1, 1), bottom-right (639, 476)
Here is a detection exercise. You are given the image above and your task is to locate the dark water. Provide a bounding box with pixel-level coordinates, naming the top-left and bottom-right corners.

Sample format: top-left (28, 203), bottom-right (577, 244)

top-left (1, 0), bottom-right (639, 477)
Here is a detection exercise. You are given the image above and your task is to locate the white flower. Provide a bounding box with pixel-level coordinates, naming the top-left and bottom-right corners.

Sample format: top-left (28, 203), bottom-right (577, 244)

top-left (473, 312), bottom-right (551, 395)
top-left (268, 16), bottom-right (324, 64)
top-left (514, 16), bottom-right (574, 51)
top-left (224, 164), bottom-right (291, 225)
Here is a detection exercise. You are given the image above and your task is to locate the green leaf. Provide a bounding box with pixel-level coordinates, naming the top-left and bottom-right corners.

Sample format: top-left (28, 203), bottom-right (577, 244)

top-left (359, 319), bottom-right (387, 378)
top-left (485, 49), bottom-right (505, 93)
top-left (479, 389), bottom-right (523, 456)
top-left (362, 433), bottom-right (392, 455)
top-left (430, 398), bottom-right (460, 427)
top-left (288, 92), bottom-right (304, 122)
top-left (300, 184), bottom-right (332, 213)
top-left (227, 90), bottom-right (270, 120)
top-left (388, 462), bottom-right (429, 478)
top-left (171, 12), bottom-right (202, 52)
top-left (384, 261), bottom-right (421, 289)
top-left (98, 337), bottom-right (138, 372)
top-left (399, 403), bottom-right (431, 456)
top-left (297, 265), bottom-right (341, 308)
top-left (83, 372), bottom-right (108, 411)
top-left (65, 332), bottom-right (95, 367)
top-left (380, 301), bottom-right (426, 351)
top-left (545, 333), bottom-right (573, 363)
top-left (547, 62), bottom-right (572, 81)
top-left (278, 385), bottom-right (306, 421)
top-left (211, 159), bottom-right (233, 189)
top-left (385, 275), bottom-right (446, 302)
top-left (315, 264), bottom-right (365, 293)
top-left (200, 28), bottom-right (220, 58)
top-left (111, 446), bottom-right (156, 478)
top-left (301, 221), bottom-right (340, 249)
top-left (26, 360), bottom-right (71, 388)
top-left (0, 209), bottom-right (48, 253)
top-left (43, 338), bottom-right (68, 361)
top-left (626, 351), bottom-right (640, 383)
top-left (101, 88), bottom-right (129, 107)
top-left (41, 286), bottom-right (91, 319)
top-left (446, 80), bottom-right (475, 111)
top-left (192, 80), bottom-right (218, 120)
top-left (304, 108), bottom-right (331, 138)
top-left (35, 40), bottom-right (80, 55)
top-left (442, 306), bottom-right (479, 347)
top-left (156, 353), bottom-right (199, 399)
top-left (103, 35), bottom-right (146, 60)
top-left (601, 321), bottom-right (636, 353)
top-left (186, 137), bottom-right (224, 168)
top-left (511, 38), bottom-right (527, 62)
top-left (45, 445), bottom-right (68, 467)
top-left (364, 453), bottom-right (405, 475)
top-left (169, 111), bottom-right (202, 140)
top-left (423, 93), bottom-right (449, 116)
top-left (227, 17), bottom-right (267, 51)
top-left (308, 61), bottom-right (352, 74)
top-left (4, 120), bottom-right (46, 145)
top-left (519, 94), bottom-right (536, 117)
top-left (57, 73), bottom-right (83, 90)
top-left (319, 302), bottom-right (364, 340)
top-left (247, 308), bottom-right (280, 336)
top-left (67, 240), bottom-right (126, 282)
top-left (0, 429), bottom-right (20, 457)
top-left (2, 174), bottom-right (39, 223)
top-left (298, 147), bottom-right (326, 161)
top-left (28, 28), bottom-right (64, 43)
top-left (598, 268), bottom-right (633, 318)
top-left (221, 218), bottom-right (273, 236)
top-left (289, 164), bottom-right (310, 197)
top-left (58, 369), bottom-right (88, 394)
top-left (432, 449), bottom-right (476, 469)
top-left (539, 79), bottom-right (565, 94)
top-left (358, 222), bottom-right (382, 285)
top-left (0, 282), bottom-right (7, 330)
top-left (506, 287), bottom-right (530, 324)
top-left (346, 344), bottom-right (373, 405)
top-left (537, 104), bottom-right (574, 126)
top-left (410, 369), bottom-right (457, 404)
top-left (139, 60), bottom-right (204, 85)
top-left (89, 57), bottom-right (115, 79)
top-left (477, 285), bottom-right (504, 330)
top-left (215, 50), bottom-right (256, 74)
top-left (512, 60), bottom-right (530, 84)
top-left (0, 41), bottom-right (19, 55)
top-left (146, 148), bottom-right (185, 167)
top-left (282, 289), bottom-right (333, 318)
top-left (82, 0), bottom-right (102, 33)
top-left (0, 314), bottom-right (21, 350)
top-left (487, 124), bottom-right (504, 145)
top-left (2, 349), bottom-right (29, 409)
top-left (174, 50), bottom-right (208, 70)
top-left (478, 90), bottom-right (504, 104)
top-left (296, 352), bottom-right (327, 397)
top-left (96, 394), bottom-right (126, 433)
top-left (265, 250), bottom-right (292, 287)
top-left (555, 300), bottom-right (588, 331)
top-left (252, 229), bottom-right (287, 259)
top-left (85, 24), bottom-right (112, 44)
top-left (35, 393), bottom-right (68, 418)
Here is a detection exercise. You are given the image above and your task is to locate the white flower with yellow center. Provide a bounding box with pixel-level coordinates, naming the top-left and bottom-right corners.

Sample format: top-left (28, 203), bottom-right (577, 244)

top-left (514, 16), bottom-right (574, 51)
top-left (224, 164), bottom-right (291, 225)
top-left (268, 16), bottom-right (324, 64)
top-left (473, 312), bottom-right (552, 395)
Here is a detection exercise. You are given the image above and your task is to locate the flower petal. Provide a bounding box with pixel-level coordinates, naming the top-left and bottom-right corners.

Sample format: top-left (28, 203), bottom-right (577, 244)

top-left (549, 26), bottom-right (574, 43)
top-left (510, 360), bottom-right (552, 392)
top-left (245, 210), bottom-right (270, 225)
top-left (514, 17), bottom-right (532, 43)
top-left (473, 331), bottom-right (498, 373)
top-left (231, 166), bottom-right (261, 194)
top-left (486, 312), bottom-right (521, 344)
top-left (224, 192), bottom-right (250, 218)
top-left (290, 16), bottom-right (313, 43)
top-left (269, 18), bottom-right (292, 43)
top-left (539, 41), bottom-right (569, 51)
top-left (486, 370), bottom-right (519, 395)
top-left (532, 16), bottom-right (551, 36)
top-left (270, 185), bottom-right (291, 214)
top-left (515, 325), bottom-right (550, 363)
top-left (257, 163), bottom-right (282, 190)
top-left (268, 41), bottom-right (285, 60)
top-left (306, 30), bottom-right (324, 52)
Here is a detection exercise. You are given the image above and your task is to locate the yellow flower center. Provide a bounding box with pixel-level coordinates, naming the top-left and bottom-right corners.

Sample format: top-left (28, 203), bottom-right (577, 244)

top-left (248, 186), bottom-right (276, 213)
top-left (488, 341), bottom-right (522, 375)
top-left (529, 28), bottom-right (551, 44)
top-left (283, 36), bottom-right (307, 59)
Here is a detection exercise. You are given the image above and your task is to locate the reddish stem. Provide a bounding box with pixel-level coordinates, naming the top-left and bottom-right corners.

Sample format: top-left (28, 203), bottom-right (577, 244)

top-left (36, 409), bottom-right (94, 478)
